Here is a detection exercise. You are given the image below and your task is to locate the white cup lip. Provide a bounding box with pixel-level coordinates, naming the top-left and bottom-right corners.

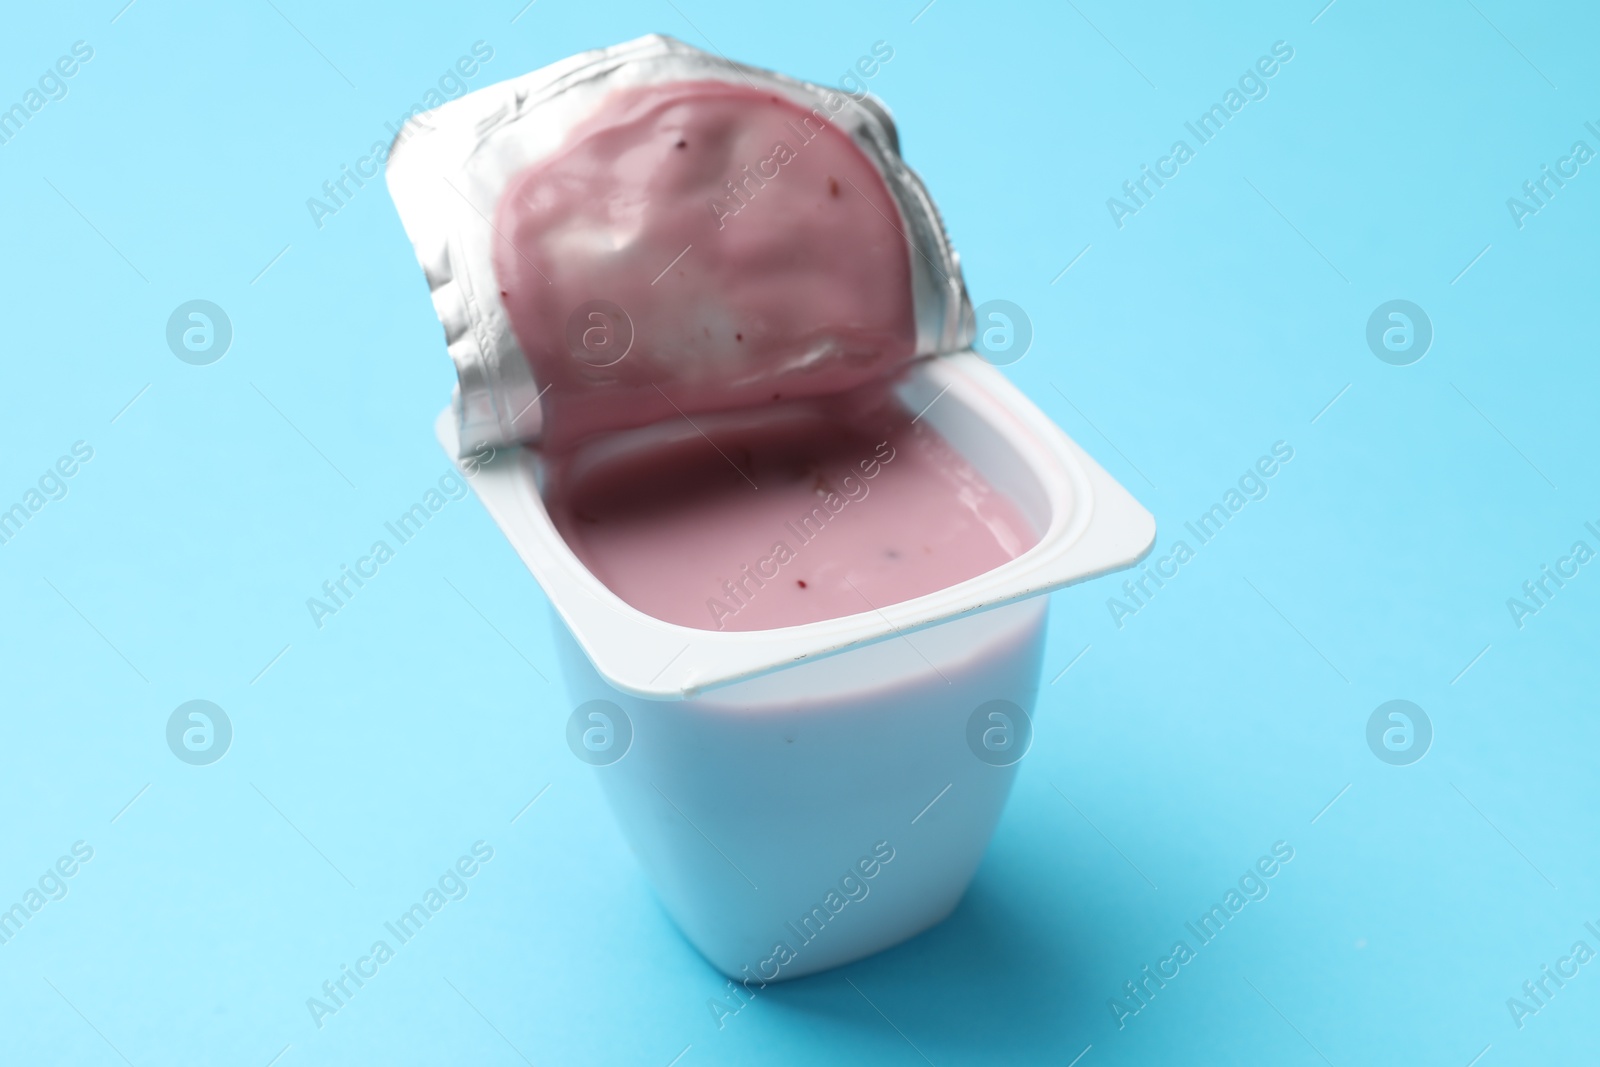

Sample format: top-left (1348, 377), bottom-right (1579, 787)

top-left (438, 350), bottom-right (1156, 700)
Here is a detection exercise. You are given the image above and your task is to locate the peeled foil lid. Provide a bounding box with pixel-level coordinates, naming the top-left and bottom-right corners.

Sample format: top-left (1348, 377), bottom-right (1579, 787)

top-left (385, 34), bottom-right (974, 454)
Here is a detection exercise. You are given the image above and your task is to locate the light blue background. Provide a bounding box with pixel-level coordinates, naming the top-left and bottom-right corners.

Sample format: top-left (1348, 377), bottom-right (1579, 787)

top-left (2, 1), bottom-right (1597, 1064)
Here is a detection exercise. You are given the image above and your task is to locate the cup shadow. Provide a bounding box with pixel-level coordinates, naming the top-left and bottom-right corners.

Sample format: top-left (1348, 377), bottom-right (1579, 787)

top-left (743, 870), bottom-right (1110, 1062)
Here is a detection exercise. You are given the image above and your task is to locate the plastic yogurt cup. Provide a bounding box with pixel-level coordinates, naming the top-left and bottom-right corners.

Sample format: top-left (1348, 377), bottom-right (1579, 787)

top-left (390, 35), bottom-right (1155, 980)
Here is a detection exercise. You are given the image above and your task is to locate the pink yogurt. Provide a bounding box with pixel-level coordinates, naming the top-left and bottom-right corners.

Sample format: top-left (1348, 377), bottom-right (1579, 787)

top-left (544, 392), bottom-right (1037, 632)
top-left (492, 80), bottom-right (916, 450)
top-left (495, 79), bottom-right (1034, 630)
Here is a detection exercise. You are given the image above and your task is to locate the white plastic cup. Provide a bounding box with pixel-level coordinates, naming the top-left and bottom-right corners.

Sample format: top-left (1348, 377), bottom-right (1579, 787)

top-left (441, 351), bottom-right (1154, 978)
top-left (559, 597), bottom-right (1045, 979)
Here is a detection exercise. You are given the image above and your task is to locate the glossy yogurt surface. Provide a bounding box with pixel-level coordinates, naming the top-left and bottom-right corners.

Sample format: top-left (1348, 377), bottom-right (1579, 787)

top-left (544, 396), bottom-right (1036, 632)
top-left (492, 80), bottom-right (916, 449)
